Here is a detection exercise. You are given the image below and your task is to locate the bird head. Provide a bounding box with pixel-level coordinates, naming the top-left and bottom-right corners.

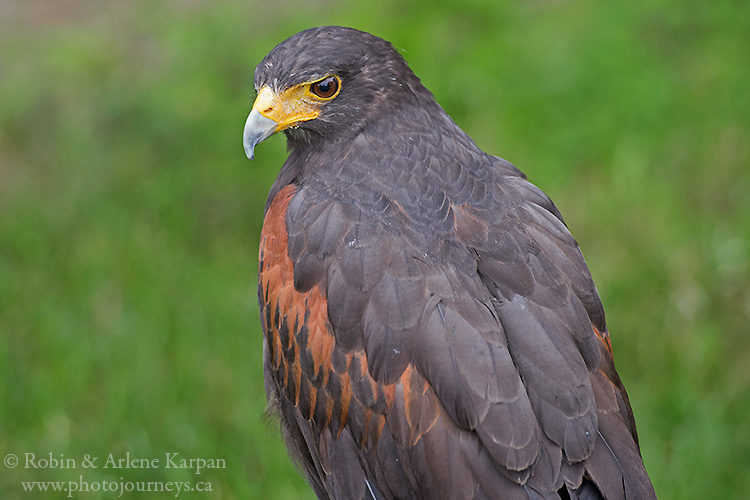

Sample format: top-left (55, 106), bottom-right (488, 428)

top-left (243, 26), bottom-right (425, 160)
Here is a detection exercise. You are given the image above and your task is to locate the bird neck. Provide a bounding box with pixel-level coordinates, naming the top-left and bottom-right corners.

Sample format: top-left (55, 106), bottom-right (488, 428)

top-left (276, 96), bottom-right (489, 201)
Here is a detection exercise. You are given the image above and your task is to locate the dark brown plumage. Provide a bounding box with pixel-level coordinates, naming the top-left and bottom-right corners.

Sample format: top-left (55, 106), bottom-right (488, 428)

top-left (245, 26), bottom-right (656, 499)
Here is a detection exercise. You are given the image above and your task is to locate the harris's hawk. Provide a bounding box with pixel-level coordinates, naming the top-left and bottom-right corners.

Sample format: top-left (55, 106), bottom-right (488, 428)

top-left (243, 26), bottom-right (656, 499)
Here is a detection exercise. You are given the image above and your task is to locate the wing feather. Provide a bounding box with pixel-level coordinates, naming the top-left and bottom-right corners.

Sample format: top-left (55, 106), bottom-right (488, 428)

top-left (259, 163), bottom-right (655, 498)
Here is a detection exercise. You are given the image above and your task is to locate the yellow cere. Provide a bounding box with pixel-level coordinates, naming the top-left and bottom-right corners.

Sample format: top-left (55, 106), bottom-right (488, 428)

top-left (251, 78), bottom-right (339, 132)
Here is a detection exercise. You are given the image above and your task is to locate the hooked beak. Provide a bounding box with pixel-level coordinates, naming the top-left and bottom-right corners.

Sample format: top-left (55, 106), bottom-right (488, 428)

top-left (243, 109), bottom-right (278, 160)
top-left (243, 87), bottom-right (280, 160)
top-left (242, 85), bottom-right (321, 160)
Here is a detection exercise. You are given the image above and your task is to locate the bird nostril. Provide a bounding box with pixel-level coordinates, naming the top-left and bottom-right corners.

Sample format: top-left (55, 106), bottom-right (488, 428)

top-left (263, 107), bottom-right (273, 114)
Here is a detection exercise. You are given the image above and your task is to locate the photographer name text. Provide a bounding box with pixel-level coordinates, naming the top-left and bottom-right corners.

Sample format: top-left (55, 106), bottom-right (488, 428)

top-left (22, 452), bottom-right (225, 475)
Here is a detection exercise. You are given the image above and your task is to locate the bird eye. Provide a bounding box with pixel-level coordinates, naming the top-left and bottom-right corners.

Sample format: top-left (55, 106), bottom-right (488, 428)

top-left (310, 76), bottom-right (339, 99)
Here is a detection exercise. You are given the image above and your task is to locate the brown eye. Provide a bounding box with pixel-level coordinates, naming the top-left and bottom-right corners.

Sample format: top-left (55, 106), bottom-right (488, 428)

top-left (311, 76), bottom-right (339, 99)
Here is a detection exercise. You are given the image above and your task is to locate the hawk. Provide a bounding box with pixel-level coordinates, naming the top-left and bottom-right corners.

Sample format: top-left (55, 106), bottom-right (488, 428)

top-left (243, 26), bottom-right (656, 499)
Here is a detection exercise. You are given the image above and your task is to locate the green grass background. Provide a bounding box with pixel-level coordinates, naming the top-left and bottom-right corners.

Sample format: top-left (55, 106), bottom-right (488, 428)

top-left (1, 0), bottom-right (748, 498)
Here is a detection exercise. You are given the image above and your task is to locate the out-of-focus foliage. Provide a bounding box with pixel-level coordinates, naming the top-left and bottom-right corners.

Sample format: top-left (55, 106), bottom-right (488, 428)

top-left (0, 1), bottom-right (747, 498)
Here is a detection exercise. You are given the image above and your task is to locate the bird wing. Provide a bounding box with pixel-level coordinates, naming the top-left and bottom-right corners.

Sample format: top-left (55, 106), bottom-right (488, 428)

top-left (259, 168), bottom-right (654, 498)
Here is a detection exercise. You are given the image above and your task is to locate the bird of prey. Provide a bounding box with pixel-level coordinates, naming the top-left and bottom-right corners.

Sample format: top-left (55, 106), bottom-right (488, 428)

top-left (243, 26), bottom-right (656, 500)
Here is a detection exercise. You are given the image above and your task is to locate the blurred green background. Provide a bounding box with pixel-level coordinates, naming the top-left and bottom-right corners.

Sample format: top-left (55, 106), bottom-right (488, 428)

top-left (1, 0), bottom-right (748, 498)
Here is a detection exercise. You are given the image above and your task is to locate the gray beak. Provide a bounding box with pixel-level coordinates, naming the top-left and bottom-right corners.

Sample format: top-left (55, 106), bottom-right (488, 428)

top-left (243, 109), bottom-right (278, 160)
